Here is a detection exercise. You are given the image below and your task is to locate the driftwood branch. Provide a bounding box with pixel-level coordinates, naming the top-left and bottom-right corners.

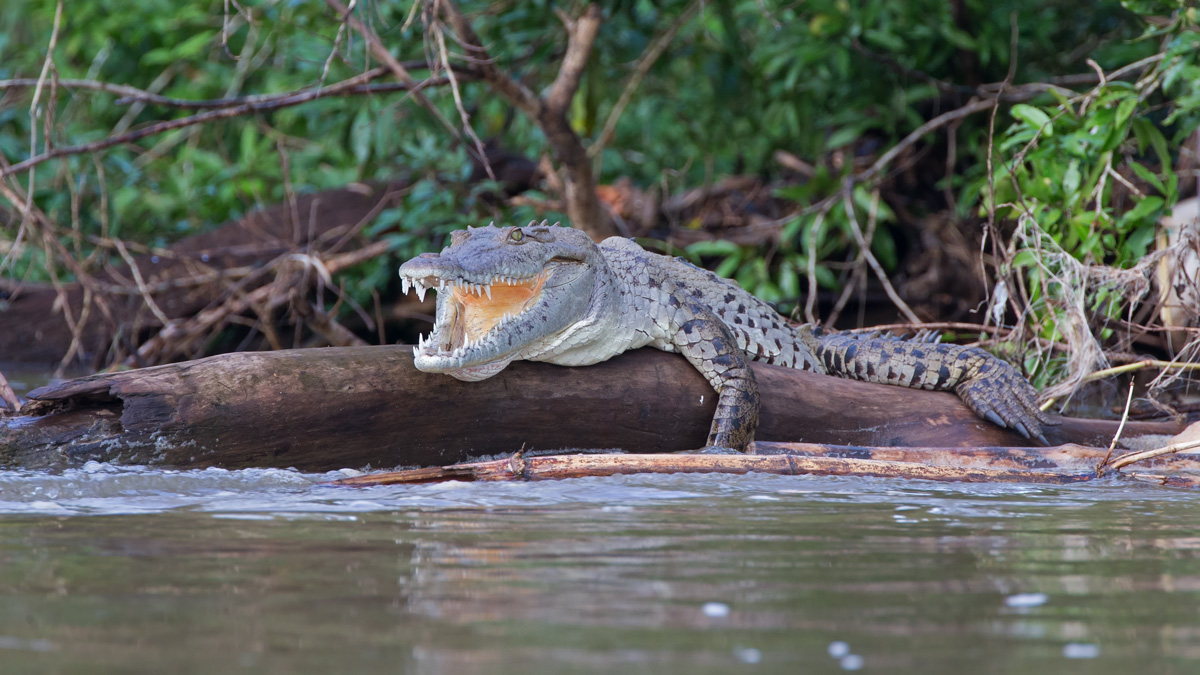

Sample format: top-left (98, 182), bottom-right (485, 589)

top-left (2, 346), bottom-right (1187, 472)
top-left (1101, 438), bottom-right (1200, 475)
top-left (332, 451), bottom-right (1103, 487)
top-left (336, 438), bottom-right (1200, 488)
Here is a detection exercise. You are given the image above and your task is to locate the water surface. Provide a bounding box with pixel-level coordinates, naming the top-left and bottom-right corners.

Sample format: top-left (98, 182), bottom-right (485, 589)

top-left (0, 465), bottom-right (1197, 673)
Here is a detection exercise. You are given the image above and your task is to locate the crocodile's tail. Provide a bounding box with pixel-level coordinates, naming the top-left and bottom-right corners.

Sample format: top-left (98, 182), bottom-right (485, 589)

top-left (814, 331), bottom-right (1056, 443)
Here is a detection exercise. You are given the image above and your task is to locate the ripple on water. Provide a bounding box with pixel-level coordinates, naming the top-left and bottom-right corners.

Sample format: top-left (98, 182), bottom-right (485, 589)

top-left (0, 461), bottom-right (1192, 518)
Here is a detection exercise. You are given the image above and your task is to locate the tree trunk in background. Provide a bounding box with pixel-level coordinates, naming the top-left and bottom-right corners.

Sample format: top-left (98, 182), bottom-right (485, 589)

top-left (1, 346), bottom-right (1185, 472)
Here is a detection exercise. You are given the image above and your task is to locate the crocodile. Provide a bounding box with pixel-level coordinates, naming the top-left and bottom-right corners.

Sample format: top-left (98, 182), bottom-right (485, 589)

top-left (398, 221), bottom-right (1054, 451)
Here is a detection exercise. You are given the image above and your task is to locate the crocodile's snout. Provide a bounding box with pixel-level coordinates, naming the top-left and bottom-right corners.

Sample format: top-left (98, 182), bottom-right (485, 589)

top-left (397, 221), bottom-right (600, 381)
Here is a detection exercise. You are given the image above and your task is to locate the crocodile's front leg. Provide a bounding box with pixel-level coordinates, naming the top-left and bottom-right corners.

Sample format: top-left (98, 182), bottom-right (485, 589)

top-left (816, 333), bottom-right (1055, 443)
top-left (669, 301), bottom-right (760, 452)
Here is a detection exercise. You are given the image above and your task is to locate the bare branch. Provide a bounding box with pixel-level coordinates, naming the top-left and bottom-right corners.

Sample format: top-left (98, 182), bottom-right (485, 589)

top-left (112, 238), bottom-right (172, 327)
top-left (855, 98), bottom-right (996, 186)
top-left (545, 4), bottom-right (603, 114)
top-left (437, 0), bottom-right (616, 240)
top-left (0, 73), bottom-right (464, 180)
top-left (0, 61), bottom-right (451, 108)
top-left (438, 0), bottom-right (542, 117)
top-left (0, 370), bottom-right (21, 414)
top-left (839, 183), bottom-right (921, 324)
top-left (133, 240), bottom-right (391, 365)
top-left (591, 0), bottom-right (700, 165)
top-left (325, 0), bottom-right (482, 164)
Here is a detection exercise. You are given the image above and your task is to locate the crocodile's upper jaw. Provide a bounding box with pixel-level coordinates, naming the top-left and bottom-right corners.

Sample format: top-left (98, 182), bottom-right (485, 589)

top-left (398, 222), bottom-right (598, 381)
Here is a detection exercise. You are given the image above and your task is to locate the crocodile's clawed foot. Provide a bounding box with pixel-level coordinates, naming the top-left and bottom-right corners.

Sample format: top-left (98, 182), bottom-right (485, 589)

top-left (958, 369), bottom-right (1058, 445)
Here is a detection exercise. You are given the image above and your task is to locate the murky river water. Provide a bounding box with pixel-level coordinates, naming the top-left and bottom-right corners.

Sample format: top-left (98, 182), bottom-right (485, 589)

top-left (4, 368), bottom-right (1200, 673)
top-left (0, 465), bottom-right (1198, 674)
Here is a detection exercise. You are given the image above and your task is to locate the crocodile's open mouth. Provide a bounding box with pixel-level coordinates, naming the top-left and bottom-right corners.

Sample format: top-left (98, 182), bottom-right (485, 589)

top-left (404, 271), bottom-right (549, 357)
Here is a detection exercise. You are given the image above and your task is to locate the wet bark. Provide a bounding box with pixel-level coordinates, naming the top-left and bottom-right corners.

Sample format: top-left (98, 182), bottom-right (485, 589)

top-left (0, 346), bottom-right (1187, 472)
top-left (333, 445), bottom-right (1200, 488)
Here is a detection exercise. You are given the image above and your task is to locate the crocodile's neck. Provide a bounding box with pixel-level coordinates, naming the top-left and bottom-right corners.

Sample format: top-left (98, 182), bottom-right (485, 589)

top-left (517, 252), bottom-right (628, 366)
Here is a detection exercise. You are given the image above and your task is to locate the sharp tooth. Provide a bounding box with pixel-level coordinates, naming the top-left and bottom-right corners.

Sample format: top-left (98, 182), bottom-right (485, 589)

top-left (401, 277), bottom-right (410, 296)
top-left (419, 333), bottom-right (425, 350)
top-left (484, 284), bottom-right (492, 300)
top-left (416, 284), bottom-right (427, 302)
top-left (438, 279), bottom-right (445, 290)
top-left (412, 346), bottom-right (418, 357)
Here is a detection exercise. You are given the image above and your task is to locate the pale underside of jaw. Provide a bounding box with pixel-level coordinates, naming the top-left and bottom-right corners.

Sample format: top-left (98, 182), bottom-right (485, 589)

top-left (403, 271), bottom-right (548, 362)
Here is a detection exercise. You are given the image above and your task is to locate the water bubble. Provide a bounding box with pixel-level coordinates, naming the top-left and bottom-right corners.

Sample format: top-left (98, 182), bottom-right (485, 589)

top-left (733, 647), bottom-right (762, 664)
top-left (828, 641), bottom-right (850, 658)
top-left (1005, 592), bottom-right (1048, 608)
top-left (702, 602), bottom-right (730, 618)
top-left (0, 636), bottom-right (55, 652)
top-left (840, 654), bottom-right (864, 670)
top-left (1063, 643), bottom-right (1100, 659)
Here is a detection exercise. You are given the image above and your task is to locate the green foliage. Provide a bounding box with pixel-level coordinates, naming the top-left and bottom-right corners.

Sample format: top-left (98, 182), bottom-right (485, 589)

top-left (0, 0), bottom-right (1193, 362)
top-left (974, 7), bottom-right (1200, 381)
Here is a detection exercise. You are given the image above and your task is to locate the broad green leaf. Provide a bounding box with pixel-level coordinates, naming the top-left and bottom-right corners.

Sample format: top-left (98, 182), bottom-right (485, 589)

top-left (686, 240), bottom-right (742, 258)
top-left (1062, 161), bottom-right (1082, 200)
top-left (1129, 161), bottom-right (1166, 194)
top-left (824, 125), bottom-right (862, 150)
top-left (1123, 195), bottom-right (1164, 223)
top-left (350, 107), bottom-right (373, 167)
top-left (1010, 104), bottom-right (1053, 135)
top-left (173, 30), bottom-right (215, 60)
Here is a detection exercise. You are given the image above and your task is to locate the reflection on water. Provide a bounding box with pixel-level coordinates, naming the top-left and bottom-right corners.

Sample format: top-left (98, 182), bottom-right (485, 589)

top-left (0, 467), bottom-right (1198, 673)
top-left (0, 362), bottom-right (68, 398)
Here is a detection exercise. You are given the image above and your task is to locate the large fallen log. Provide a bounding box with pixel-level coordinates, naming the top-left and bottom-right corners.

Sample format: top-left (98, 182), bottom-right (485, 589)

top-left (0, 346), bottom-right (1188, 471)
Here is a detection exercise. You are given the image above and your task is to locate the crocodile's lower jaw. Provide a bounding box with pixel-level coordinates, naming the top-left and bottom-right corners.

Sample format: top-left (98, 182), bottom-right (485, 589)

top-left (412, 346), bottom-right (515, 381)
top-left (441, 358), bottom-right (515, 382)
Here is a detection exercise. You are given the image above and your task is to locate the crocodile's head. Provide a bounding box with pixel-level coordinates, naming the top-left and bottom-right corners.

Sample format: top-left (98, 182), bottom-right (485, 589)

top-left (398, 221), bottom-right (602, 381)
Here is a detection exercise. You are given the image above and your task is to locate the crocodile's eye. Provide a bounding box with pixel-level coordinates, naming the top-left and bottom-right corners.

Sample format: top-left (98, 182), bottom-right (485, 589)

top-left (508, 228), bottom-right (525, 243)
